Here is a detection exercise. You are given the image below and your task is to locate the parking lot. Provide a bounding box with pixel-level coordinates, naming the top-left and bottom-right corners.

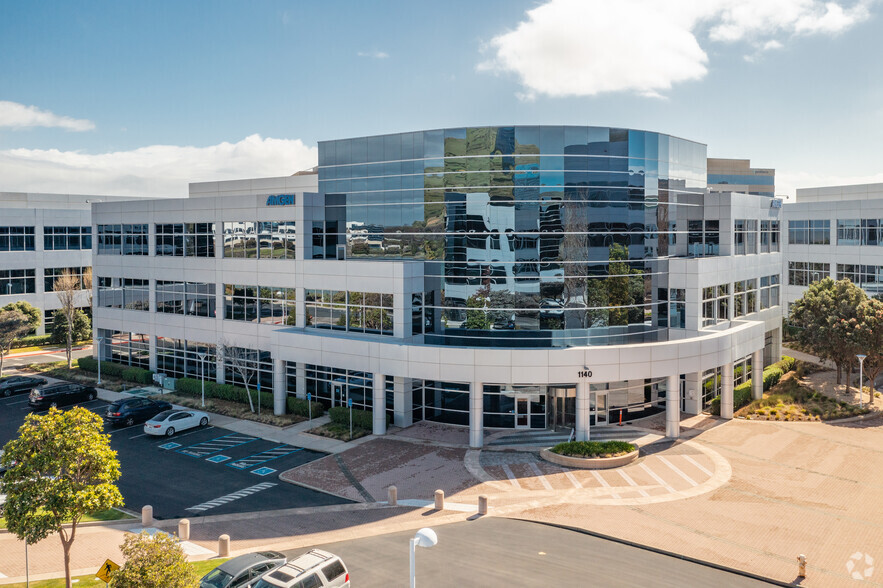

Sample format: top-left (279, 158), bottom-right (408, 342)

top-left (0, 392), bottom-right (351, 519)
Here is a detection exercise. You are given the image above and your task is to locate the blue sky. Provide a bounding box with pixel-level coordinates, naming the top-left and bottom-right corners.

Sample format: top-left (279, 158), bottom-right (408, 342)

top-left (0, 0), bottom-right (880, 197)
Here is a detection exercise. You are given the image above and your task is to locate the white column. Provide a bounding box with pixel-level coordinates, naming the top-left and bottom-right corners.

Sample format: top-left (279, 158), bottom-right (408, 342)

top-left (665, 374), bottom-right (680, 439)
top-left (295, 361), bottom-right (306, 399)
top-left (682, 372), bottom-right (703, 415)
top-left (720, 362), bottom-right (734, 419)
top-left (296, 287), bottom-right (306, 328)
top-left (752, 349), bottom-right (764, 400)
top-left (575, 382), bottom-right (589, 441)
top-left (148, 335), bottom-right (157, 372)
top-left (393, 377), bottom-right (413, 428)
top-left (273, 358), bottom-right (286, 416)
top-left (373, 373), bottom-right (386, 435)
top-left (470, 382), bottom-right (483, 448)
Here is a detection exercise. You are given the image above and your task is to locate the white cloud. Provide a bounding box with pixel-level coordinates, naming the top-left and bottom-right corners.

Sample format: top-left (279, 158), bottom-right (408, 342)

top-left (0, 134), bottom-right (318, 197)
top-left (0, 100), bottom-right (95, 131)
top-left (479, 0), bottom-right (871, 99)
top-left (357, 50), bottom-right (389, 59)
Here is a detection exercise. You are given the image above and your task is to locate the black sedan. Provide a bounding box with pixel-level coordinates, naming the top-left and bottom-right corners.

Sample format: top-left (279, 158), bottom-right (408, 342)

top-left (28, 383), bottom-right (97, 409)
top-left (0, 375), bottom-right (47, 397)
top-left (104, 397), bottom-right (173, 427)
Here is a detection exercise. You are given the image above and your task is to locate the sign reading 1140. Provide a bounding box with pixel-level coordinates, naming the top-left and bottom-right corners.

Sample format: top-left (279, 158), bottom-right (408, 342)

top-left (578, 369), bottom-right (593, 378)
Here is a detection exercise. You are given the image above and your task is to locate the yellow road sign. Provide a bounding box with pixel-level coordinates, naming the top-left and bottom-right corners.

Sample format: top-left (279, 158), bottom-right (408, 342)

top-left (96, 558), bottom-right (120, 582)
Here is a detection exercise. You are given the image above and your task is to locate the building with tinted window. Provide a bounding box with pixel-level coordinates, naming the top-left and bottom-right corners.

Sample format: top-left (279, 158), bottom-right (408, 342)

top-left (708, 158), bottom-right (775, 197)
top-left (91, 126), bottom-right (783, 446)
top-left (0, 192), bottom-right (134, 334)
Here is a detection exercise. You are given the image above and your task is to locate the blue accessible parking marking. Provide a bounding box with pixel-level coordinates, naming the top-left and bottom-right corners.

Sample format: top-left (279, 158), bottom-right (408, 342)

top-left (158, 442), bottom-right (182, 450)
top-left (206, 455), bottom-right (230, 463)
top-left (177, 434), bottom-right (257, 458)
top-left (252, 467), bottom-right (277, 476)
top-left (227, 445), bottom-right (303, 471)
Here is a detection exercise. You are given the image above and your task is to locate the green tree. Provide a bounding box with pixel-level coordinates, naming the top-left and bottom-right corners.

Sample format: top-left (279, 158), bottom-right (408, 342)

top-left (789, 278), bottom-right (867, 384)
top-left (852, 298), bottom-right (883, 404)
top-left (50, 309), bottom-right (91, 346)
top-left (110, 530), bottom-right (198, 588)
top-left (1, 300), bottom-right (41, 333)
top-left (0, 310), bottom-right (31, 377)
top-left (0, 407), bottom-right (123, 588)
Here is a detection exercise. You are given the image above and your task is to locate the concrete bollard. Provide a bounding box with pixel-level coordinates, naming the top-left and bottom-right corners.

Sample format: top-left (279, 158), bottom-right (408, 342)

top-left (478, 495), bottom-right (488, 515)
top-left (141, 505), bottom-right (153, 527)
top-left (388, 486), bottom-right (398, 506)
top-left (178, 519), bottom-right (190, 541)
top-left (218, 534), bottom-right (230, 557)
top-left (434, 489), bottom-right (444, 510)
top-left (797, 554), bottom-right (806, 578)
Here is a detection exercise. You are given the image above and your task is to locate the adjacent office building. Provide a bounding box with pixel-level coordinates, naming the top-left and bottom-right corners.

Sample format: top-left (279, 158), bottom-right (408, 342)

top-left (707, 158), bottom-right (775, 197)
top-left (0, 192), bottom-right (133, 334)
top-left (91, 126), bottom-right (784, 446)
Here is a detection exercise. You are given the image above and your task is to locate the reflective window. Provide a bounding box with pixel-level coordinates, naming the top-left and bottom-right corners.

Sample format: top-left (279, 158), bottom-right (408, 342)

top-left (0, 226), bottom-right (35, 252)
top-left (156, 223), bottom-right (215, 257)
top-left (44, 226), bottom-right (91, 250)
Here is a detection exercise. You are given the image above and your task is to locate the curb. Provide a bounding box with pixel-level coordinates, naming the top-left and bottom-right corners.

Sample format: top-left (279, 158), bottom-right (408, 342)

top-left (512, 518), bottom-right (793, 587)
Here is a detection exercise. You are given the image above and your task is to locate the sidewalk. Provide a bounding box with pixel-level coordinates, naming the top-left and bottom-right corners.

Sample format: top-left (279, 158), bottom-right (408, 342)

top-left (5, 344), bottom-right (91, 359)
top-left (782, 346), bottom-right (836, 369)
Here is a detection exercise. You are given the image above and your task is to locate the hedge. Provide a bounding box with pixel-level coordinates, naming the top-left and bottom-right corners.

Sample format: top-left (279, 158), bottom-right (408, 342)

top-left (550, 440), bottom-right (636, 458)
top-left (287, 396), bottom-right (325, 418)
top-left (11, 334), bottom-right (53, 348)
top-left (709, 356), bottom-right (796, 415)
top-left (77, 357), bottom-right (154, 385)
top-left (327, 406), bottom-right (387, 430)
top-left (175, 377), bottom-right (290, 413)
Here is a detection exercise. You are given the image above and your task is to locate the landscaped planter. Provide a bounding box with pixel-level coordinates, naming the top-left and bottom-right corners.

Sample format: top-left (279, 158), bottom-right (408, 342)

top-left (540, 446), bottom-right (639, 470)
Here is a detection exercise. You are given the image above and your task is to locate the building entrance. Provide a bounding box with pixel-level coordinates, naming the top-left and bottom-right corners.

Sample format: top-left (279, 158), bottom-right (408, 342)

top-left (591, 391), bottom-right (608, 425)
top-left (332, 382), bottom-right (346, 407)
top-left (547, 386), bottom-right (575, 431)
top-left (515, 397), bottom-right (531, 429)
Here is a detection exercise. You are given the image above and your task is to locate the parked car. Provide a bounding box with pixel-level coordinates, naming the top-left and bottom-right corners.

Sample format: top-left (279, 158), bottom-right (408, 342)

top-left (104, 397), bottom-right (173, 427)
top-left (28, 383), bottom-right (97, 409)
top-left (143, 409), bottom-right (209, 437)
top-left (200, 551), bottom-right (287, 588)
top-left (0, 449), bottom-right (6, 475)
top-left (0, 376), bottom-right (47, 397)
top-left (251, 550), bottom-right (349, 588)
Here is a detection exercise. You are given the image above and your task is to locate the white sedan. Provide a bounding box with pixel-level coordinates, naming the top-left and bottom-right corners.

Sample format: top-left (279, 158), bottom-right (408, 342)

top-left (143, 409), bottom-right (210, 437)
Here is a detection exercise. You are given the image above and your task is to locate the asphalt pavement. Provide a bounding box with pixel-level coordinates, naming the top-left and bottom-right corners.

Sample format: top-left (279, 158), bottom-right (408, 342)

top-left (1, 346), bottom-right (92, 370)
top-left (291, 517), bottom-right (781, 587)
top-left (0, 393), bottom-right (350, 520)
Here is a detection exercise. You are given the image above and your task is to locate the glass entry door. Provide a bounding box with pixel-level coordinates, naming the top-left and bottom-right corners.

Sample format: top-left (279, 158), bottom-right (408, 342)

top-left (592, 392), bottom-right (608, 425)
top-left (547, 387), bottom-right (575, 430)
top-left (515, 398), bottom-right (530, 429)
top-left (332, 382), bottom-right (346, 407)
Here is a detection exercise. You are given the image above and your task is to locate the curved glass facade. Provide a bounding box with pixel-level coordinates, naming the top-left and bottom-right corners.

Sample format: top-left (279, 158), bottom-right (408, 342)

top-left (318, 126), bottom-right (707, 348)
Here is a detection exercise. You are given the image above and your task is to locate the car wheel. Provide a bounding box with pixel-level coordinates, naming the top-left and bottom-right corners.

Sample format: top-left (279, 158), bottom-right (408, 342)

top-left (125, 416), bottom-right (135, 427)
top-left (165, 427), bottom-right (175, 437)
top-left (86, 392), bottom-right (95, 401)
top-left (2, 389), bottom-right (10, 397)
top-left (199, 417), bottom-right (208, 427)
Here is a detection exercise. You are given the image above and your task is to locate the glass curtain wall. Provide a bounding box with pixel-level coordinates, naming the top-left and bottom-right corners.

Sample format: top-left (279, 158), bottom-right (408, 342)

top-left (318, 126), bottom-right (707, 348)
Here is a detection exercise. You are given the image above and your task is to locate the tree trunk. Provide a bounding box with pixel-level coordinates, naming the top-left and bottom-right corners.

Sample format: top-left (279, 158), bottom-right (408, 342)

top-left (59, 523), bottom-right (76, 588)
top-left (836, 364), bottom-right (842, 385)
top-left (66, 322), bottom-right (73, 369)
top-left (244, 385), bottom-right (255, 413)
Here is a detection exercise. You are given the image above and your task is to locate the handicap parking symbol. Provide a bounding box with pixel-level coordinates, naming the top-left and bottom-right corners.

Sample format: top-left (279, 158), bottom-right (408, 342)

top-left (206, 455), bottom-right (230, 463)
top-left (252, 467), bottom-right (277, 476)
top-left (158, 442), bottom-right (181, 450)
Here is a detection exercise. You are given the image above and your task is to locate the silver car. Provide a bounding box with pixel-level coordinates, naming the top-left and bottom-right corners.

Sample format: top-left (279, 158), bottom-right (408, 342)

top-left (201, 551), bottom-right (286, 588)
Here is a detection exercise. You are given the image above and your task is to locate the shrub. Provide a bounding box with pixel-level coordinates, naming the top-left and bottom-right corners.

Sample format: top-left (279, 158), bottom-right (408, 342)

top-left (550, 440), bottom-right (636, 458)
top-left (77, 357), bottom-right (154, 385)
top-left (11, 334), bottom-right (53, 348)
top-left (328, 405), bottom-right (385, 429)
top-left (734, 381), bottom-right (752, 410)
top-left (763, 367), bottom-right (784, 391)
top-left (287, 396), bottom-right (324, 418)
top-left (49, 309), bottom-right (91, 344)
top-left (77, 356), bottom-right (98, 372)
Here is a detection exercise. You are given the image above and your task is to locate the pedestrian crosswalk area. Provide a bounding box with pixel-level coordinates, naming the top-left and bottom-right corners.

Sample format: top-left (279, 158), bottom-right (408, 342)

top-left (479, 444), bottom-right (720, 504)
top-left (185, 482), bottom-right (277, 513)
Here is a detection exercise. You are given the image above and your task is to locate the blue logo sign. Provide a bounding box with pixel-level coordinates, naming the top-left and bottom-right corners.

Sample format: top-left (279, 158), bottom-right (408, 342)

top-left (307, 393), bottom-right (311, 400)
top-left (266, 194), bottom-right (294, 206)
top-left (347, 398), bottom-right (353, 408)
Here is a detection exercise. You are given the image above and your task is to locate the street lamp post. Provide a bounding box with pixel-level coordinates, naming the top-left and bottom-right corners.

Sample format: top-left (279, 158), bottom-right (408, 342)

top-left (409, 528), bottom-right (438, 588)
top-left (96, 337), bottom-right (104, 386)
top-left (198, 353), bottom-right (207, 408)
top-left (857, 354), bottom-right (867, 409)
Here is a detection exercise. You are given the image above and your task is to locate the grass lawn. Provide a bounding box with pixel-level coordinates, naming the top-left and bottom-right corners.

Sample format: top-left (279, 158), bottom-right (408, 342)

top-left (737, 373), bottom-right (871, 421)
top-left (0, 558), bottom-right (227, 587)
top-left (0, 508), bottom-right (133, 530)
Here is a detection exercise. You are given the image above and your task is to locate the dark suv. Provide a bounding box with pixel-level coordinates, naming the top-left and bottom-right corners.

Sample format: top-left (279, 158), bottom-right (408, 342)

top-left (0, 376), bottom-right (47, 397)
top-left (28, 383), bottom-right (97, 409)
top-left (104, 397), bottom-right (173, 427)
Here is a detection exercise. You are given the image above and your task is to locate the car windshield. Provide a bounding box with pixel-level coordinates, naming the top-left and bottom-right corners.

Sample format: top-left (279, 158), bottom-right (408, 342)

top-left (200, 568), bottom-right (233, 588)
top-left (152, 410), bottom-right (176, 421)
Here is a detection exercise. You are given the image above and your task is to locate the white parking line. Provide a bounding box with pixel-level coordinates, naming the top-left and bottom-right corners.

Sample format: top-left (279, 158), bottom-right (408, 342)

top-left (527, 462), bottom-right (554, 491)
top-left (500, 464), bottom-right (522, 489)
top-left (0, 569), bottom-right (6, 578)
top-left (616, 469), bottom-right (650, 497)
top-left (562, 469), bottom-right (582, 489)
top-left (682, 454), bottom-right (714, 477)
top-left (658, 456), bottom-right (698, 487)
top-left (590, 470), bottom-right (621, 499)
top-left (639, 462), bottom-right (677, 493)
top-left (107, 424), bottom-right (143, 434)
